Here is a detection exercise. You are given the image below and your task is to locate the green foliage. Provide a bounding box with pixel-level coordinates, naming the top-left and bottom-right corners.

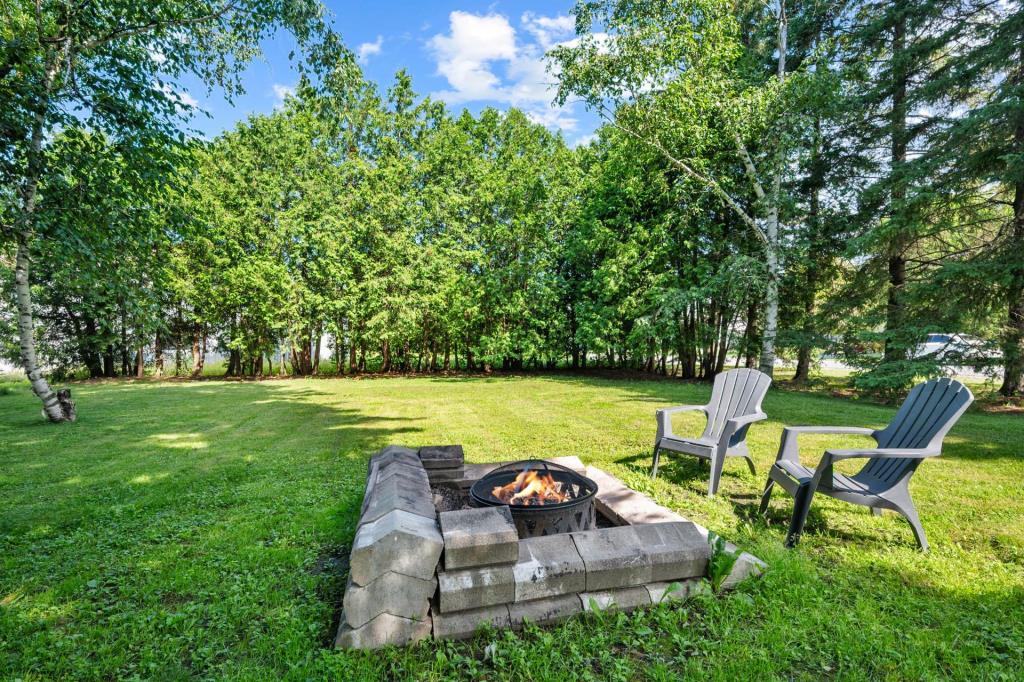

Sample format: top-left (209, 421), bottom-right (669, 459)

top-left (707, 531), bottom-right (739, 592)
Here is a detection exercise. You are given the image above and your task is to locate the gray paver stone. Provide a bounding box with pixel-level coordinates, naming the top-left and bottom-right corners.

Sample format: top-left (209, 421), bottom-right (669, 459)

top-left (371, 445), bottom-right (421, 470)
top-left (343, 573), bottom-right (437, 629)
top-left (580, 586), bottom-right (652, 613)
top-left (335, 611), bottom-right (432, 650)
top-left (720, 551), bottom-right (766, 590)
top-left (419, 445), bottom-right (465, 469)
top-left (513, 534), bottom-right (585, 602)
top-left (508, 593), bottom-right (583, 627)
top-left (437, 564), bottom-right (515, 613)
top-left (585, 466), bottom-right (686, 526)
top-left (350, 509), bottom-right (443, 586)
top-left (427, 468), bottom-right (465, 483)
top-left (375, 463), bottom-right (430, 490)
top-left (440, 506), bottom-right (519, 570)
top-left (645, 579), bottom-right (704, 605)
top-left (571, 526), bottom-right (651, 591)
top-left (431, 604), bottom-right (510, 640)
top-left (632, 522), bottom-right (709, 582)
top-left (360, 476), bottom-right (436, 526)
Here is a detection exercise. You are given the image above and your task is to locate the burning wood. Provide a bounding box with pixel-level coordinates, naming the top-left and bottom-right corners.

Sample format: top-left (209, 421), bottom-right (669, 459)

top-left (491, 467), bottom-right (570, 506)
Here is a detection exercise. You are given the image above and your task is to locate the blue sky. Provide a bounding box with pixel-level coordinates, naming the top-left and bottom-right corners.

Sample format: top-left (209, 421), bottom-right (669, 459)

top-left (180, 1), bottom-right (600, 147)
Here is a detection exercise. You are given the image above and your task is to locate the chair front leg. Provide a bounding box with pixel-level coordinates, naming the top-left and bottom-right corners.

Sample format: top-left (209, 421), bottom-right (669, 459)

top-left (784, 454), bottom-right (833, 547)
top-left (759, 476), bottom-right (775, 514)
top-left (707, 446), bottom-right (726, 497)
top-left (784, 482), bottom-right (816, 547)
top-left (650, 443), bottom-right (661, 479)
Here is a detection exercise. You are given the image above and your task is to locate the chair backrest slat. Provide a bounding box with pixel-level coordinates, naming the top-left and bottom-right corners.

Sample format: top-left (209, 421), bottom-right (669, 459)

top-left (861, 378), bottom-right (973, 484)
top-left (701, 368), bottom-right (771, 441)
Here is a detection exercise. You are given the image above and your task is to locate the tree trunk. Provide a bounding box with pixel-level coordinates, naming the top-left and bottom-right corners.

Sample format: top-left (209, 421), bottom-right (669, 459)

top-left (104, 347), bottom-right (116, 377)
top-left (83, 317), bottom-right (104, 378)
top-left (15, 231), bottom-right (67, 421)
top-left (1000, 178), bottom-right (1024, 396)
top-left (312, 330), bottom-right (321, 375)
top-left (120, 315), bottom-right (131, 376)
top-left (191, 323), bottom-right (204, 378)
top-left (136, 346), bottom-right (145, 378)
top-left (884, 12), bottom-right (909, 365)
top-left (381, 339), bottom-right (391, 373)
top-left (795, 117), bottom-right (824, 385)
top-left (744, 302), bottom-right (759, 369)
top-left (758, 5), bottom-right (787, 379)
top-left (154, 330), bottom-right (164, 377)
top-left (13, 44), bottom-right (71, 421)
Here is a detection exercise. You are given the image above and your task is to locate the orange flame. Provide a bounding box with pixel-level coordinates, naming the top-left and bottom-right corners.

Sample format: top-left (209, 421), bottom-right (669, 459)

top-left (492, 468), bottom-right (569, 506)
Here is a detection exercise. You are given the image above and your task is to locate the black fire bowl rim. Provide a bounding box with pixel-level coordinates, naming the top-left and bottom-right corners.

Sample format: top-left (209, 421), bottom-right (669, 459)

top-left (469, 458), bottom-right (599, 512)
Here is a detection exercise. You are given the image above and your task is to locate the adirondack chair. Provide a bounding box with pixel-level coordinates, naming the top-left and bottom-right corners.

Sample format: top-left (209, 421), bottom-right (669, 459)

top-left (759, 377), bottom-right (973, 551)
top-left (651, 368), bottom-right (772, 496)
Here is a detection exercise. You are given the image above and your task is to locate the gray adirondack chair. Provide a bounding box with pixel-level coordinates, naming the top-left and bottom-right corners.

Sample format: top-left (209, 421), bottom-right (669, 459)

top-left (759, 377), bottom-right (973, 551)
top-left (651, 368), bottom-right (772, 496)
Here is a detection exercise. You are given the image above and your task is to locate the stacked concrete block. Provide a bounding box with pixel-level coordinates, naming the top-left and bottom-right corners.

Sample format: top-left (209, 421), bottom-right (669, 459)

top-left (437, 564), bottom-right (516, 612)
top-left (420, 445), bottom-right (465, 484)
top-left (436, 505), bottom-right (520, 615)
top-left (571, 526), bottom-right (652, 591)
top-left (508, 593), bottom-right (582, 628)
top-left (513, 534), bottom-right (586, 602)
top-left (632, 522), bottom-right (709, 582)
top-left (431, 604), bottom-right (511, 640)
top-left (645, 579), bottom-right (703, 605)
top-left (337, 446), bottom-right (441, 650)
top-left (340, 447), bottom-right (765, 648)
top-left (580, 586), bottom-right (652, 613)
top-left (440, 506), bottom-right (519, 570)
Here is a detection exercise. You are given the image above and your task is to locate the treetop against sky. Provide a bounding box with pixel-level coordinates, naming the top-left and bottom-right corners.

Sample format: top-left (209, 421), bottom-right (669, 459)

top-left (175, 0), bottom-right (601, 147)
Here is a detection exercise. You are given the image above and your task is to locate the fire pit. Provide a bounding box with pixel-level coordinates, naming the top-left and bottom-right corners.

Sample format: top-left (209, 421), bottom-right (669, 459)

top-left (470, 459), bottom-right (598, 537)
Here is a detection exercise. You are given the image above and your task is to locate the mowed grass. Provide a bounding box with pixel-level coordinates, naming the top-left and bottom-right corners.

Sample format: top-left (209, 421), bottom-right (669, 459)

top-left (0, 375), bottom-right (1021, 681)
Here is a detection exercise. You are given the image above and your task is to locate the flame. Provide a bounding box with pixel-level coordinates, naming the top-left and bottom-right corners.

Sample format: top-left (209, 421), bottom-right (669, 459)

top-left (492, 468), bottom-right (570, 506)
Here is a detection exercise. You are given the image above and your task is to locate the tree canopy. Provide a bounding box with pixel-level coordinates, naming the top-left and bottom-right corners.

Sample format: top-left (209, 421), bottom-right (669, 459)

top-left (3, 0), bottom-right (1022, 417)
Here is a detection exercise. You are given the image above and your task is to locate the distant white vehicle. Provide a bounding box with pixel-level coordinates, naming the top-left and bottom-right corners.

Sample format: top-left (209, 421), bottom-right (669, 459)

top-left (913, 333), bottom-right (1000, 363)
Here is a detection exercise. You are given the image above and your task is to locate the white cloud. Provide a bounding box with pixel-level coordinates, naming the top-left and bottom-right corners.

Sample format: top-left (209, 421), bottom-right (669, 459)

top-left (357, 35), bottom-right (384, 64)
top-left (272, 83), bottom-right (294, 108)
top-left (521, 12), bottom-right (575, 49)
top-left (428, 12), bottom-right (517, 101)
top-left (426, 11), bottom-right (583, 133)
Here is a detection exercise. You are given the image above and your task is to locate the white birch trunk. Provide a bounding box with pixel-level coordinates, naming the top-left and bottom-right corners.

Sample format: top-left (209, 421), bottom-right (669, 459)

top-left (15, 46), bottom-right (69, 421)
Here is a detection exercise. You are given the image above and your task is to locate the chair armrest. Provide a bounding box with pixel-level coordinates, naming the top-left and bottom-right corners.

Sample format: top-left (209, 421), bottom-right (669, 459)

top-left (719, 412), bottom-right (768, 446)
top-left (807, 447), bottom-right (937, 490)
top-left (775, 425), bottom-right (878, 464)
top-left (656, 405), bottom-right (707, 441)
top-left (825, 448), bottom-right (938, 461)
top-left (782, 426), bottom-right (876, 436)
top-left (727, 412), bottom-right (768, 428)
top-left (657, 405), bottom-right (707, 416)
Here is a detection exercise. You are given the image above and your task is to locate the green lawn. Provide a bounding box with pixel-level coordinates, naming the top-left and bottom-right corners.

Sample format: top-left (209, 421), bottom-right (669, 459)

top-left (1, 375), bottom-right (1022, 680)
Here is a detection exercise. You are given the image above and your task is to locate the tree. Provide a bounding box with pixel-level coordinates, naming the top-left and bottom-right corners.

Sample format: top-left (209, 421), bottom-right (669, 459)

top-left (838, 0), bottom-right (971, 391)
top-left (553, 0), bottom-right (797, 377)
top-left (0, 0), bottom-right (340, 420)
top-left (923, 0), bottom-right (1024, 396)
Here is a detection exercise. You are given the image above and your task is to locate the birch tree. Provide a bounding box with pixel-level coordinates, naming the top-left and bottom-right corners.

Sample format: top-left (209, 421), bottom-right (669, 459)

top-left (0, 0), bottom-right (340, 420)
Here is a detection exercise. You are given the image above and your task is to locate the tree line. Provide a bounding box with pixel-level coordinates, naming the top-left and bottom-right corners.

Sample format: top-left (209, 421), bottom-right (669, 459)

top-left (2, 0), bottom-right (1022, 421)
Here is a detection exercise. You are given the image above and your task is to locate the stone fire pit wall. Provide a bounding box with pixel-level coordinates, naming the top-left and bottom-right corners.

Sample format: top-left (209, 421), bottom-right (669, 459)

top-left (335, 446), bottom-right (766, 650)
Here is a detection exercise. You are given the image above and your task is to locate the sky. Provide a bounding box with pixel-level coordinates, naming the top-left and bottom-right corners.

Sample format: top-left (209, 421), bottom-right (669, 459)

top-left (180, 0), bottom-right (601, 147)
